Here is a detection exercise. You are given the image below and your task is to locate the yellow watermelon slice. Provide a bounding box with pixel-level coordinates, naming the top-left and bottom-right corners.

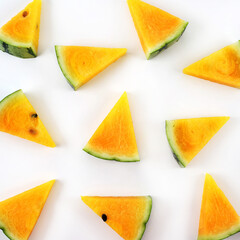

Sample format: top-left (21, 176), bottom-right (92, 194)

top-left (0, 180), bottom-right (55, 240)
top-left (82, 196), bottom-right (152, 240)
top-left (0, 89), bottom-right (55, 147)
top-left (83, 92), bottom-right (139, 162)
top-left (183, 41), bottom-right (240, 88)
top-left (198, 174), bottom-right (240, 240)
top-left (0, 0), bottom-right (42, 58)
top-left (55, 46), bottom-right (127, 90)
top-left (165, 117), bottom-right (229, 167)
top-left (127, 0), bottom-right (188, 59)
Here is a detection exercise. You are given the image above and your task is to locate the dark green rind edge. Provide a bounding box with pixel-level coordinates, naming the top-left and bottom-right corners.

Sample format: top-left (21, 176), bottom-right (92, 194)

top-left (0, 39), bottom-right (36, 58)
top-left (0, 222), bottom-right (15, 240)
top-left (137, 196), bottom-right (152, 240)
top-left (54, 46), bottom-right (77, 91)
top-left (0, 228), bottom-right (14, 240)
top-left (147, 22), bottom-right (189, 60)
top-left (198, 224), bottom-right (240, 240)
top-left (0, 89), bottom-right (22, 106)
top-left (165, 120), bottom-right (186, 168)
top-left (82, 147), bottom-right (140, 162)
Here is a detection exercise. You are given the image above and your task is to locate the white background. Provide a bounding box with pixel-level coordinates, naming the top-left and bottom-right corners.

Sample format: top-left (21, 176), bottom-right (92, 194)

top-left (0, 0), bottom-right (240, 239)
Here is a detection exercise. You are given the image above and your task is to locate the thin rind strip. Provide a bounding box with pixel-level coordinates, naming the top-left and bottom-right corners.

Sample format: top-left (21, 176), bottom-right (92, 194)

top-left (147, 21), bottom-right (188, 59)
top-left (83, 143), bottom-right (140, 162)
top-left (198, 222), bottom-right (240, 240)
top-left (135, 196), bottom-right (152, 240)
top-left (165, 120), bottom-right (187, 167)
top-left (55, 45), bottom-right (78, 90)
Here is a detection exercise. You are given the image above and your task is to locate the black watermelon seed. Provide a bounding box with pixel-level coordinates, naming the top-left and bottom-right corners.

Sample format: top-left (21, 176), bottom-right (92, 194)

top-left (2, 42), bottom-right (8, 53)
top-left (31, 113), bottom-right (38, 118)
top-left (102, 214), bottom-right (107, 222)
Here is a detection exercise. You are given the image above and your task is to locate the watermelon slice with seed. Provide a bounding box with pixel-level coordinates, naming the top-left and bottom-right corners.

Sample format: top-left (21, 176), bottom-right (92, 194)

top-left (0, 90), bottom-right (55, 147)
top-left (0, 0), bottom-right (41, 58)
top-left (82, 196), bottom-right (152, 240)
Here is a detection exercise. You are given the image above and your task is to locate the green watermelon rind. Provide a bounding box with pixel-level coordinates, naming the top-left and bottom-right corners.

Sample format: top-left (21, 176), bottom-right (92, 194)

top-left (55, 45), bottom-right (79, 91)
top-left (0, 89), bottom-right (23, 111)
top-left (83, 144), bottom-right (140, 162)
top-left (0, 222), bottom-right (15, 240)
top-left (136, 196), bottom-right (152, 240)
top-left (198, 223), bottom-right (240, 240)
top-left (165, 120), bottom-right (188, 167)
top-left (146, 21), bottom-right (188, 59)
top-left (0, 33), bottom-right (36, 58)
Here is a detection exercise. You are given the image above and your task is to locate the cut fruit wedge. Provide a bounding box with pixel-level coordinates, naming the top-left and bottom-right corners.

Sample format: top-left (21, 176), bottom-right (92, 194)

top-left (198, 174), bottom-right (240, 240)
top-left (82, 196), bottom-right (152, 240)
top-left (183, 41), bottom-right (240, 88)
top-left (166, 117), bottom-right (229, 167)
top-left (0, 0), bottom-right (42, 58)
top-left (55, 45), bottom-right (127, 90)
top-left (0, 90), bottom-right (55, 147)
top-left (0, 180), bottom-right (55, 240)
top-left (127, 0), bottom-right (188, 59)
top-left (83, 92), bottom-right (139, 162)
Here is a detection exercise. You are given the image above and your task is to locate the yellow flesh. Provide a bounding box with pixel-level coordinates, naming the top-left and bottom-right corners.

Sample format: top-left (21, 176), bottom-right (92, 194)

top-left (56, 46), bottom-right (127, 89)
top-left (0, 90), bottom-right (55, 147)
top-left (0, 180), bottom-right (55, 240)
top-left (127, 0), bottom-right (186, 58)
top-left (84, 92), bottom-right (139, 161)
top-left (82, 196), bottom-right (151, 240)
top-left (0, 0), bottom-right (41, 54)
top-left (198, 174), bottom-right (240, 239)
top-left (183, 42), bottom-right (240, 88)
top-left (170, 117), bottom-right (229, 165)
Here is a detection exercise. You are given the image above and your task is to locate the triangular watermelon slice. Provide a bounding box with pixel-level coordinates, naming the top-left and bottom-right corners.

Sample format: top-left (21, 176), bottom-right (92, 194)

top-left (183, 41), bottom-right (240, 88)
top-left (82, 196), bottom-right (152, 240)
top-left (198, 174), bottom-right (240, 240)
top-left (83, 92), bottom-right (139, 162)
top-left (0, 0), bottom-right (42, 58)
top-left (0, 180), bottom-right (55, 240)
top-left (127, 0), bottom-right (188, 59)
top-left (165, 117), bottom-right (229, 167)
top-left (55, 46), bottom-right (127, 90)
top-left (0, 89), bottom-right (55, 147)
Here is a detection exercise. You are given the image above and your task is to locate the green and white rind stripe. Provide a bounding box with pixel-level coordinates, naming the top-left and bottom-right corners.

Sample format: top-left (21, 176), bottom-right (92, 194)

top-left (135, 196), bottom-right (152, 240)
top-left (0, 222), bottom-right (16, 240)
top-left (165, 120), bottom-right (188, 167)
top-left (0, 89), bottom-right (23, 112)
top-left (198, 222), bottom-right (240, 240)
top-left (55, 45), bottom-right (79, 90)
top-left (146, 21), bottom-right (188, 59)
top-left (0, 31), bottom-right (36, 58)
top-left (83, 143), bottom-right (140, 162)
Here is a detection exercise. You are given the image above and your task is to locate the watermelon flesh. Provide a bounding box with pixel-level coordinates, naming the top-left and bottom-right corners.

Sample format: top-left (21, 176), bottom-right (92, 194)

top-left (198, 174), bottom-right (240, 240)
top-left (0, 0), bottom-right (41, 58)
top-left (55, 46), bottom-right (127, 90)
top-left (83, 92), bottom-right (139, 162)
top-left (0, 90), bottom-right (55, 147)
top-left (0, 180), bottom-right (55, 240)
top-left (127, 0), bottom-right (188, 59)
top-left (165, 117), bottom-right (229, 167)
top-left (82, 196), bottom-right (152, 240)
top-left (183, 41), bottom-right (240, 88)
